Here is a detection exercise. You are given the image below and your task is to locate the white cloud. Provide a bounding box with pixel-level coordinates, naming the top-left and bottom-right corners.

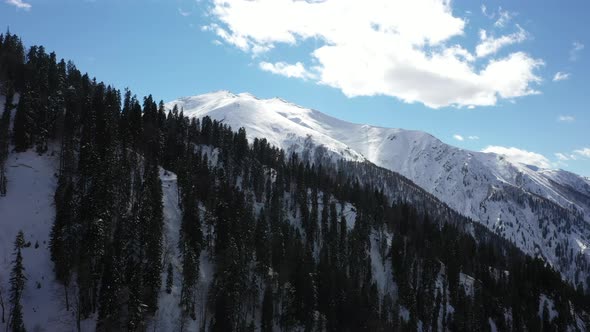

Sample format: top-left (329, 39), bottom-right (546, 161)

top-left (552, 71), bottom-right (570, 82)
top-left (481, 6), bottom-right (515, 28)
top-left (552, 148), bottom-right (590, 163)
top-left (555, 153), bottom-right (568, 161)
top-left (213, 25), bottom-right (250, 52)
top-left (482, 146), bottom-right (552, 168)
top-left (178, 8), bottom-right (191, 16)
top-left (475, 25), bottom-right (527, 58)
top-left (557, 115), bottom-right (575, 122)
top-left (251, 44), bottom-right (274, 55)
top-left (570, 41), bottom-right (584, 61)
top-left (454, 134), bottom-right (479, 141)
top-left (259, 61), bottom-right (315, 80)
top-left (494, 7), bottom-right (514, 28)
top-left (574, 148), bottom-right (590, 158)
top-left (5, 0), bottom-right (31, 10)
top-left (481, 4), bottom-right (492, 18)
top-left (206, 0), bottom-right (543, 109)
top-left (555, 151), bottom-right (579, 161)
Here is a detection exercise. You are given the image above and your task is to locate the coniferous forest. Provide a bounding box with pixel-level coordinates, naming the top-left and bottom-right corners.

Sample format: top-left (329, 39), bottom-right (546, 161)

top-left (0, 31), bottom-right (589, 331)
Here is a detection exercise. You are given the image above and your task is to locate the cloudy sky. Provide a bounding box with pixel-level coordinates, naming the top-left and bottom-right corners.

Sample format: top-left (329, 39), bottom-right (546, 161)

top-left (1, 0), bottom-right (589, 176)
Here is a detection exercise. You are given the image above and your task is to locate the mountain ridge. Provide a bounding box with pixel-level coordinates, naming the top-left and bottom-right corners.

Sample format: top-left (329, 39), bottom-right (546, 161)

top-left (167, 91), bottom-right (590, 288)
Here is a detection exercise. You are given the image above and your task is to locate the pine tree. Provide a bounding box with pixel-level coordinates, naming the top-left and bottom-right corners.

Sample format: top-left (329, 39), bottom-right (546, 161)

top-left (178, 158), bottom-right (202, 319)
top-left (320, 192), bottom-right (330, 246)
top-left (261, 285), bottom-right (274, 332)
top-left (180, 248), bottom-right (198, 319)
top-left (329, 203), bottom-right (339, 265)
top-left (254, 213), bottom-right (271, 274)
top-left (49, 176), bottom-right (75, 310)
top-left (212, 238), bottom-right (246, 332)
top-left (127, 271), bottom-right (145, 332)
top-left (308, 188), bottom-right (319, 245)
top-left (96, 249), bottom-right (122, 332)
top-left (9, 231), bottom-right (26, 332)
top-left (13, 89), bottom-right (34, 152)
top-left (0, 92), bottom-right (11, 196)
top-left (339, 215), bottom-right (347, 270)
top-left (139, 161), bottom-right (164, 314)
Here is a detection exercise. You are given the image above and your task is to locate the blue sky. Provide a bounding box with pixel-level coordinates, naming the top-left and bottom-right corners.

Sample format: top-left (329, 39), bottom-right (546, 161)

top-left (1, 0), bottom-right (589, 176)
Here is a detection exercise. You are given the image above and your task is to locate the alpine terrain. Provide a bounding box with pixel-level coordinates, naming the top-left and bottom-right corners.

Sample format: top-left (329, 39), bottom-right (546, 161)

top-left (0, 31), bottom-right (589, 332)
top-left (168, 91), bottom-right (590, 290)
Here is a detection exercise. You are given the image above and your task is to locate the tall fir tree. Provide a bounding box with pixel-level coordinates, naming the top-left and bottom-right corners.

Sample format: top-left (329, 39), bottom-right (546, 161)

top-left (9, 231), bottom-right (26, 332)
top-left (12, 88), bottom-right (34, 152)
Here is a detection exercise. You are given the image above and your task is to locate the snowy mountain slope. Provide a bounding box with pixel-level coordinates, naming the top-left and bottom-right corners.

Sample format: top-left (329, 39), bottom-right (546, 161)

top-left (0, 154), bottom-right (211, 332)
top-left (0, 136), bottom-right (583, 332)
top-left (167, 91), bottom-right (590, 287)
top-left (168, 91), bottom-right (365, 164)
top-left (0, 148), bottom-right (85, 332)
top-left (0, 98), bottom-right (84, 332)
top-left (150, 168), bottom-right (214, 331)
top-left (0, 93), bottom-right (586, 330)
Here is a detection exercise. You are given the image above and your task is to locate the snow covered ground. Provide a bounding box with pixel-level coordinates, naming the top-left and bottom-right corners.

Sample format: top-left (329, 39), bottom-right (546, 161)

top-left (167, 91), bottom-right (590, 287)
top-left (0, 90), bottom-right (587, 330)
top-left (149, 168), bottom-right (215, 331)
top-left (0, 148), bottom-right (79, 331)
top-left (0, 156), bottom-right (211, 332)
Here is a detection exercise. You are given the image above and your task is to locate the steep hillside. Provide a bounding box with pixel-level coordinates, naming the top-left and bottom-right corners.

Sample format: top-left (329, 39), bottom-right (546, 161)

top-left (0, 148), bottom-right (81, 331)
top-left (168, 91), bottom-right (590, 288)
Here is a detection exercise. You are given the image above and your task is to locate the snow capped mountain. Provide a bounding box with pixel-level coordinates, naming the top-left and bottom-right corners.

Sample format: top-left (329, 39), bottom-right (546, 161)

top-left (167, 91), bottom-right (590, 287)
top-left (167, 91), bottom-right (365, 163)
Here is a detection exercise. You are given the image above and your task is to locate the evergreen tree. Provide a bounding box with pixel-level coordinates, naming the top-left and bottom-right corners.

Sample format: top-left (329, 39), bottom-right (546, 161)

top-left (9, 231), bottom-right (26, 332)
top-left (180, 248), bottom-right (198, 319)
top-left (261, 285), bottom-right (274, 332)
top-left (309, 187), bottom-right (319, 245)
top-left (178, 157), bottom-right (202, 319)
top-left (96, 248), bottom-right (122, 331)
top-left (12, 89), bottom-right (34, 152)
top-left (0, 90), bottom-right (11, 196)
top-left (127, 271), bottom-right (145, 332)
top-left (49, 176), bottom-right (75, 310)
top-left (139, 161), bottom-right (164, 314)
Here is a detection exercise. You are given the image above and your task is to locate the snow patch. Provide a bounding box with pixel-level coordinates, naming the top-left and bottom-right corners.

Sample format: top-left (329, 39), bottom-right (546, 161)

top-left (0, 149), bottom-right (77, 331)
